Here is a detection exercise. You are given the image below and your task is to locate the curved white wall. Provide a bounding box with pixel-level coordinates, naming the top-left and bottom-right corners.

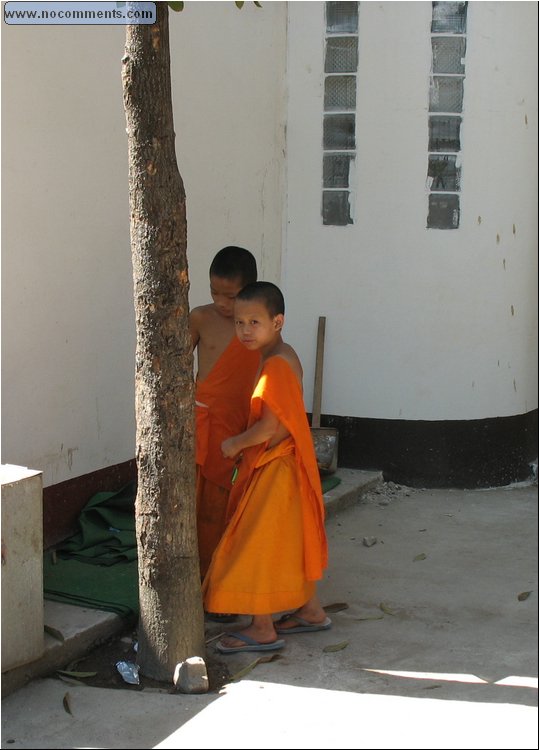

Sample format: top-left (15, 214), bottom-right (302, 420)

top-left (284, 1), bottom-right (538, 422)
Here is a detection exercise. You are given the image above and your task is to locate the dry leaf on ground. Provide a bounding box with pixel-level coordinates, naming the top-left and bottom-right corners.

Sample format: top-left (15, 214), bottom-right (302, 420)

top-left (44, 625), bottom-right (64, 642)
top-left (62, 692), bottom-right (73, 716)
top-left (229, 652), bottom-right (282, 681)
top-left (323, 602), bottom-right (349, 613)
top-left (323, 640), bottom-right (349, 653)
top-left (354, 613), bottom-right (384, 621)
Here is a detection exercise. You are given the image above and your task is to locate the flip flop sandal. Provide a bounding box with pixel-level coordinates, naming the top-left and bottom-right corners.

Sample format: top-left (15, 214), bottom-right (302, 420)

top-left (215, 632), bottom-right (285, 654)
top-left (274, 614), bottom-right (332, 634)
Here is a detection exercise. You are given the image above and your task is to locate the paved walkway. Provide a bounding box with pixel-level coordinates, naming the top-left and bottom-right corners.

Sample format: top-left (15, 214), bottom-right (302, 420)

top-left (1, 475), bottom-right (537, 748)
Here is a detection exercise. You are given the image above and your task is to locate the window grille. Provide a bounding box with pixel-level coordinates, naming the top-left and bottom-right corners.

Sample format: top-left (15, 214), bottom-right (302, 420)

top-left (427, 2), bottom-right (468, 229)
top-left (322, 2), bottom-right (359, 226)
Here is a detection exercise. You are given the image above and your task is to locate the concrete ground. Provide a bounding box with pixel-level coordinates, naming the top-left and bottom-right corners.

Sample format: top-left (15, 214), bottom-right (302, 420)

top-left (1, 472), bottom-right (537, 749)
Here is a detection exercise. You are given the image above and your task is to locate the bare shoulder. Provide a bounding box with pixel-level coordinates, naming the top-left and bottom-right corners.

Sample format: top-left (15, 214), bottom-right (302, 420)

top-left (190, 303), bottom-right (217, 333)
top-left (272, 343), bottom-right (303, 383)
top-left (190, 303), bottom-right (214, 323)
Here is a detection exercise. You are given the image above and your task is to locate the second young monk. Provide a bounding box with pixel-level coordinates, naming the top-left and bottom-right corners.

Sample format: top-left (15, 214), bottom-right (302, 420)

top-left (202, 281), bottom-right (331, 653)
top-left (189, 246), bottom-right (260, 585)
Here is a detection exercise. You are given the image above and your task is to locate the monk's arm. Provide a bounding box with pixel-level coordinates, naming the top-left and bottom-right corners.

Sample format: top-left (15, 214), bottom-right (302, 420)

top-left (221, 403), bottom-right (280, 458)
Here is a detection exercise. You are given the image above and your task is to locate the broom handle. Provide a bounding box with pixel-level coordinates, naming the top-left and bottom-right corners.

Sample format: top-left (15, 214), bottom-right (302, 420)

top-left (312, 316), bottom-right (326, 429)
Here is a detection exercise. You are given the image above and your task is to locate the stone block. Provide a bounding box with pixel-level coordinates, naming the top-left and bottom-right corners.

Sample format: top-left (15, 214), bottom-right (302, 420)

top-left (173, 656), bottom-right (208, 693)
top-left (1, 464), bottom-right (44, 672)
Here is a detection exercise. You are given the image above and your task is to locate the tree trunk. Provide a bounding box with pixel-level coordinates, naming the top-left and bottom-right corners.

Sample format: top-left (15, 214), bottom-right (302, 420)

top-left (122, 3), bottom-right (205, 682)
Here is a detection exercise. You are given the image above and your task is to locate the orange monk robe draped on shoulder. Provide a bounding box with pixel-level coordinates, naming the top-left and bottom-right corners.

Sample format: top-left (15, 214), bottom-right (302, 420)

top-left (202, 355), bottom-right (328, 615)
top-left (195, 336), bottom-right (260, 578)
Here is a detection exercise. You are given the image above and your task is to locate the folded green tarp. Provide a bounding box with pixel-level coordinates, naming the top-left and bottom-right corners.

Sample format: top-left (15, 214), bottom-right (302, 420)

top-left (43, 482), bottom-right (139, 618)
top-left (56, 481), bottom-right (137, 565)
top-left (43, 555), bottom-right (138, 619)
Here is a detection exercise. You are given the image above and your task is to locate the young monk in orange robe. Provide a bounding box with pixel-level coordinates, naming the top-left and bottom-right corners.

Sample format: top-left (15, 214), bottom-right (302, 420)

top-left (189, 247), bottom-right (260, 586)
top-left (202, 281), bottom-right (331, 653)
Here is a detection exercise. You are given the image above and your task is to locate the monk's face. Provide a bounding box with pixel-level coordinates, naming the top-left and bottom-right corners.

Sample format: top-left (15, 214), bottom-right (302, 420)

top-left (234, 299), bottom-right (284, 353)
top-left (210, 275), bottom-right (244, 318)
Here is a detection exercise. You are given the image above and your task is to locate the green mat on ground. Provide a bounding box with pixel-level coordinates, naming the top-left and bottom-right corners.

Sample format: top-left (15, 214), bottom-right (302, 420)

top-left (43, 482), bottom-right (139, 619)
top-left (43, 556), bottom-right (139, 619)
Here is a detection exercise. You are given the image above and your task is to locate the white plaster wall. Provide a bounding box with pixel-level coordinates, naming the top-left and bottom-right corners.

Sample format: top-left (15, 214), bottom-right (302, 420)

top-left (1, 23), bottom-right (136, 486)
top-left (169, 1), bottom-right (287, 306)
top-left (284, 1), bottom-right (538, 422)
top-left (1, 4), bottom-right (287, 487)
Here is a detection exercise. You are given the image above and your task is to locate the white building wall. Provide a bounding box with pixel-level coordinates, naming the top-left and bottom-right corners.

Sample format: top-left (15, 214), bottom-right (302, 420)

top-left (284, 1), bottom-right (538, 422)
top-left (1, 4), bottom-right (287, 487)
top-left (170, 2), bottom-right (287, 303)
top-left (2, 24), bottom-right (136, 487)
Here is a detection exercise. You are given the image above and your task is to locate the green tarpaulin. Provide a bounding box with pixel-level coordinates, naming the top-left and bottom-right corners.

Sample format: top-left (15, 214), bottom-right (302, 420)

top-left (43, 482), bottom-right (139, 619)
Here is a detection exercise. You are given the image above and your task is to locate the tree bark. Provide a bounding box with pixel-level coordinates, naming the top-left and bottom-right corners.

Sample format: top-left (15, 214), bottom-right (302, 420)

top-left (122, 3), bottom-right (205, 682)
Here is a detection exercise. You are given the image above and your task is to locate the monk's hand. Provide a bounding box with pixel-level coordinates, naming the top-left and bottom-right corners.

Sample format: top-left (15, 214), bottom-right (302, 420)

top-left (222, 437), bottom-right (240, 459)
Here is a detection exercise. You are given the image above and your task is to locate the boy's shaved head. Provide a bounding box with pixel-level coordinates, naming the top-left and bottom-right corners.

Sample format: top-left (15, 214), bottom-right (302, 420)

top-left (236, 281), bottom-right (285, 317)
top-left (210, 246), bottom-right (257, 286)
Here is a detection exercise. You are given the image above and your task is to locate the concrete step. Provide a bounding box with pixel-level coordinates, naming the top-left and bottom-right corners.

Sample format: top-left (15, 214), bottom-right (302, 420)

top-left (2, 601), bottom-right (128, 698)
top-left (323, 467), bottom-right (384, 517)
top-left (1, 468), bottom-right (383, 697)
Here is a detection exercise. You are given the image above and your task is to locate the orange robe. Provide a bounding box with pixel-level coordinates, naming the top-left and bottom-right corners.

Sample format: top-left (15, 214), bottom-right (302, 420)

top-left (202, 355), bottom-right (328, 614)
top-left (195, 336), bottom-right (260, 578)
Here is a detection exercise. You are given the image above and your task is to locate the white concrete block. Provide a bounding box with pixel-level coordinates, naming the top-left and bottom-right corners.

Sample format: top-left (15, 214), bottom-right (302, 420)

top-left (1, 464), bottom-right (44, 672)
